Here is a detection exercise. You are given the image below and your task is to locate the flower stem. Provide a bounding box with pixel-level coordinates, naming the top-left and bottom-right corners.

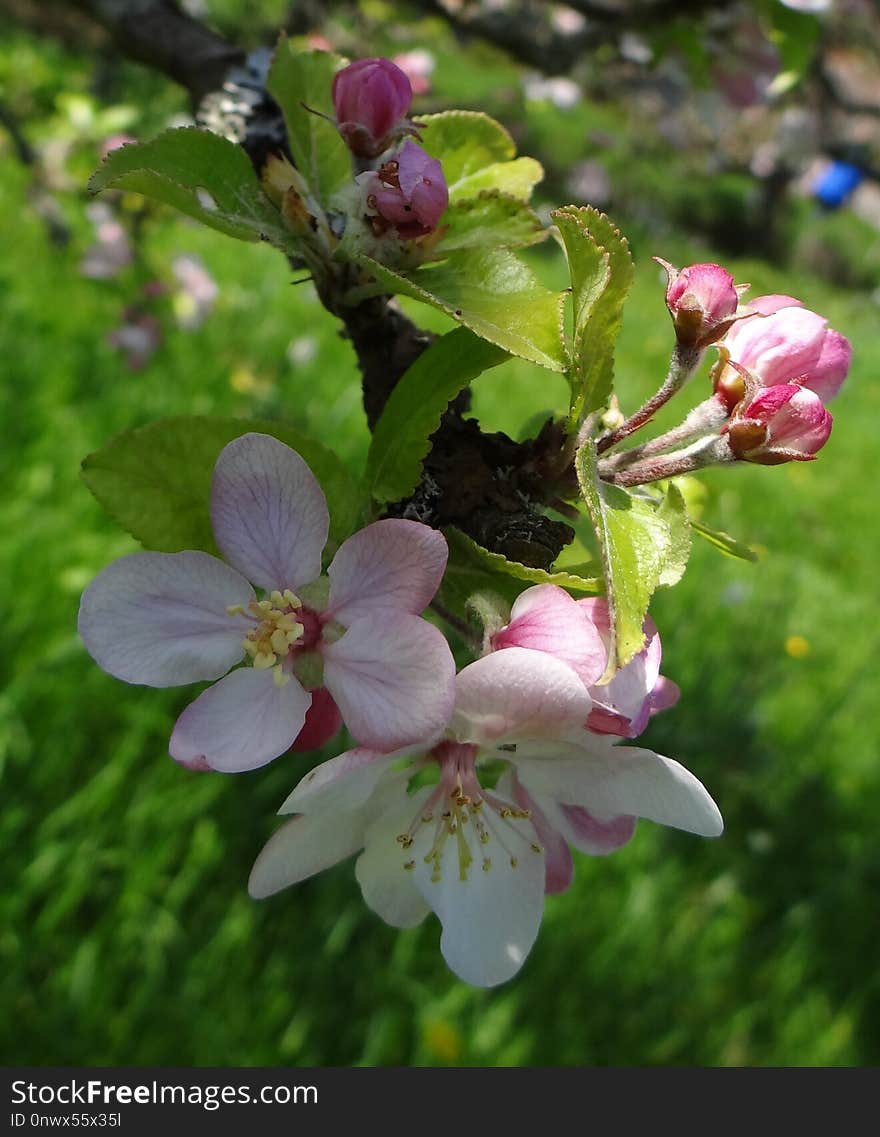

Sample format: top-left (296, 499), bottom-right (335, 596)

top-left (604, 393), bottom-right (730, 470)
top-left (596, 343), bottom-right (702, 454)
top-left (598, 437), bottom-right (733, 487)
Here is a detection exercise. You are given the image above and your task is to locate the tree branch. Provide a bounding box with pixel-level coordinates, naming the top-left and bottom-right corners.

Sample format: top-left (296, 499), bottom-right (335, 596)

top-left (69, 0), bottom-right (244, 101)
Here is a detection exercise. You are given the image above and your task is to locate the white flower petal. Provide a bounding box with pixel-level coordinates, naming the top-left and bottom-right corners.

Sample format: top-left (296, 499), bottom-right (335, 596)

top-left (78, 551), bottom-right (253, 687)
top-left (327, 519), bottom-right (448, 623)
top-left (515, 734), bottom-right (724, 837)
top-left (169, 667), bottom-right (311, 772)
top-left (210, 433), bottom-right (329, 592)
top-left (279, 746), bottom-right (413, 815)
top-left (356, 787), bottom-right (433, 928)
top-left (322, 611), bottom-right (455, 749)
top-left (451, 647), bottom-right (592, 746)
top-left (410, 805), bottom-right (546, 987)
top-left (248, 811), bottom-right (367, 898)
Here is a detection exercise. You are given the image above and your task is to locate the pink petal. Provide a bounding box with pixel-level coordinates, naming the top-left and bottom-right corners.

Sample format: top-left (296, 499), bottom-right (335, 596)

top-left (290, 687), bottom-right (342, 752)
top-left (452, 647), bottom-right (592, 746)
top-left (556, 804), bottom-right (636, 856)
top-left (169, 667), bottom-right (311, 773)
top-left (248, 812), bottom-right (367, 899)
top-left (509, 774), bottom-right (573, 894)
top-left (78, 550), bottom-right (253, 687)
top-left (492, 585), bottom-right (607, 688)
top-left (804, 329), bottom-right (851, 402)
top-left (746, 294), bottom-right (804, 316)
top-left (322, 611), bottom-right (455, 749)
top-left (210, 433), bottom-right (329, 593)
top-left (326, 519), bottom-right (448, 624)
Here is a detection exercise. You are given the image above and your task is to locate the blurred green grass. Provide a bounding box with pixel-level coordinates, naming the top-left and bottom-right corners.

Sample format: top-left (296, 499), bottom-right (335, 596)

top-left (3, 20), bottom-right (880, 1067)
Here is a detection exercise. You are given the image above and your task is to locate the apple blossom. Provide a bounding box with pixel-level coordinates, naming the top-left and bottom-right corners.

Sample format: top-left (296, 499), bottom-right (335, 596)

top-left (489, 585), bottom-right (679, 739)
top-left (726, 383), bottom-right (833, 464)
top-left (78, 433), bottom-right (455, 772)
top-left (715, 295), bottom-right (851, 408)
top-left (332, 57), bottom-right (414, 158)
top-left (249, 648), bottom-right (722, 987)
top-left (359, 141), bottom-right (448, 238)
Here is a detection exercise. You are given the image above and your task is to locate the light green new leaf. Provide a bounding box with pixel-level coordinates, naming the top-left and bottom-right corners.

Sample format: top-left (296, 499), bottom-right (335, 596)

top-left (368, 329), bottom-right (508, 503)
top-left (691, 519), bottom-right (758, 562)
top-left (576, 441), bottom-right (672, 670)
top-left (450, 158), bottom-right (544, 203)
top-left (553, 205), bottom-right (634, 426)
top-left (657, 482), bottom-right (691, 587)
top-left (82, 417), bottom-right (368, 560)
top-left (437, 192), bottom-right (547, 254)
top-left (355, 248), bottom-right (566, 371)
top-left (418, 111), bottom-right (515, 185)
top-left (89, 128), bottom-right (291, 247)
top-left (418, 111), bottom-right (543, 202)
top-left (267, 42), bottom-right (351, 204)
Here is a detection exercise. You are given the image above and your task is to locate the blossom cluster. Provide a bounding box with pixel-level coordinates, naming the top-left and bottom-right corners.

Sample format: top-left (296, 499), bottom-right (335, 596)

top-left (648, 263), bottom-right (850, 469)
top-left (79, 432), bottom-right (721, 986)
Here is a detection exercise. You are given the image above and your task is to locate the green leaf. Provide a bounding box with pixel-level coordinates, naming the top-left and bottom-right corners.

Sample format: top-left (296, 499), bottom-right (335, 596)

top-left (418, 111), bottom-right (542, 202)
top-left (89, 128), bottom-right (291, 247)
top-left (354, 248), bottom-right (566, 371)
top-left (450, 158), bottom-right (544, 203)
top-left (82, 417), bottom-right (368, 560)
top-left (367, 328), bottom-right (508, 503)
top-left (445, 528), bottom-right (602, 598)
top-left (657, 482), bottom-right (691, 587)
top-left (437, 192), bottom-right (547, 254)
top-left (553, 205), bottom-right (634, 426)
top-left (690, 518), bottom-right (758, 563)
top-left (267, 42), bottom-right (351, 205)
top-left (576, 441), bottom-right (672, 670)
top-left (419, 111), bottom-right (515, 185)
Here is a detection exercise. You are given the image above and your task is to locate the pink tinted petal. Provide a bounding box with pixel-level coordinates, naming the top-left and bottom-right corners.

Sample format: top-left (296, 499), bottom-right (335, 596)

top-left (248, 812), bottom-right (367, 899)
top-left (78, 550), bottom-right (253, 687)
top-left (280, 747), bottom-right (407, 815)
top-left (452, 647), bottom-right (592, 746)
top-left (210, 433), bottom-right (329, 593)
top-left (725, 307), bottom-right (827, 386)
top-left (746, 294), bottom-right (803, 316)
top-left (327, 519), bottom-right (447, 623)
top-left (322, 611), bottom-right (455, 749)
top-left (509, 775), bottom-right (573, 894)
top-left (804, 329), bottom-right (851, 401)
top-left (169, 667), bottom-right (311, 773)
top-left (556, 804), bottom-right (637, 856)
top-left (291, 687), bottom-right (342, 752)
top-left (492, 585), bottom-right (607, 688)
top-left (649, 676), bottom-right (680, 716)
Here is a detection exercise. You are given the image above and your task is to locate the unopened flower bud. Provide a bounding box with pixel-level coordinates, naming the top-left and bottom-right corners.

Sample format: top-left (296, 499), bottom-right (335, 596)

top-left (717, 296), bottom-right (851, 403)
top-left (360, 140), bottom-right (448, 238)
top-left (656, 259), bottom-right (743, 348)
top-left (726, 384), bottom-right (832, 465)
top-left (332, 57), bottom-right (414, 158)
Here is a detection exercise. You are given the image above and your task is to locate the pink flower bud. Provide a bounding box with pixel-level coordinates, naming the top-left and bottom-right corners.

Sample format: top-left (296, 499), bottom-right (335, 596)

top-left (718, 296), bottom-right (851, 404)
top-left (332, 57), bottom-right (413, 158)
top-left (657, 259), bottom-right (742, 348)
top-left (362, 141), bottom-right (448, 238)
top-left (726, 384), bottom-right (832, 464)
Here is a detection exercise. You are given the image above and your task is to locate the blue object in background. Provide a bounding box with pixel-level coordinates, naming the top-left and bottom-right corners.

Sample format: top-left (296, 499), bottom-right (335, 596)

top-left (811, 160), bottom-right (864, 208)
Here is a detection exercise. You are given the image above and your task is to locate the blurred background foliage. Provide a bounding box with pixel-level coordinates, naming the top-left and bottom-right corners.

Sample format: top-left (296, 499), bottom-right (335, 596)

top-left (1, 0), bottom-right (879, 1066)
